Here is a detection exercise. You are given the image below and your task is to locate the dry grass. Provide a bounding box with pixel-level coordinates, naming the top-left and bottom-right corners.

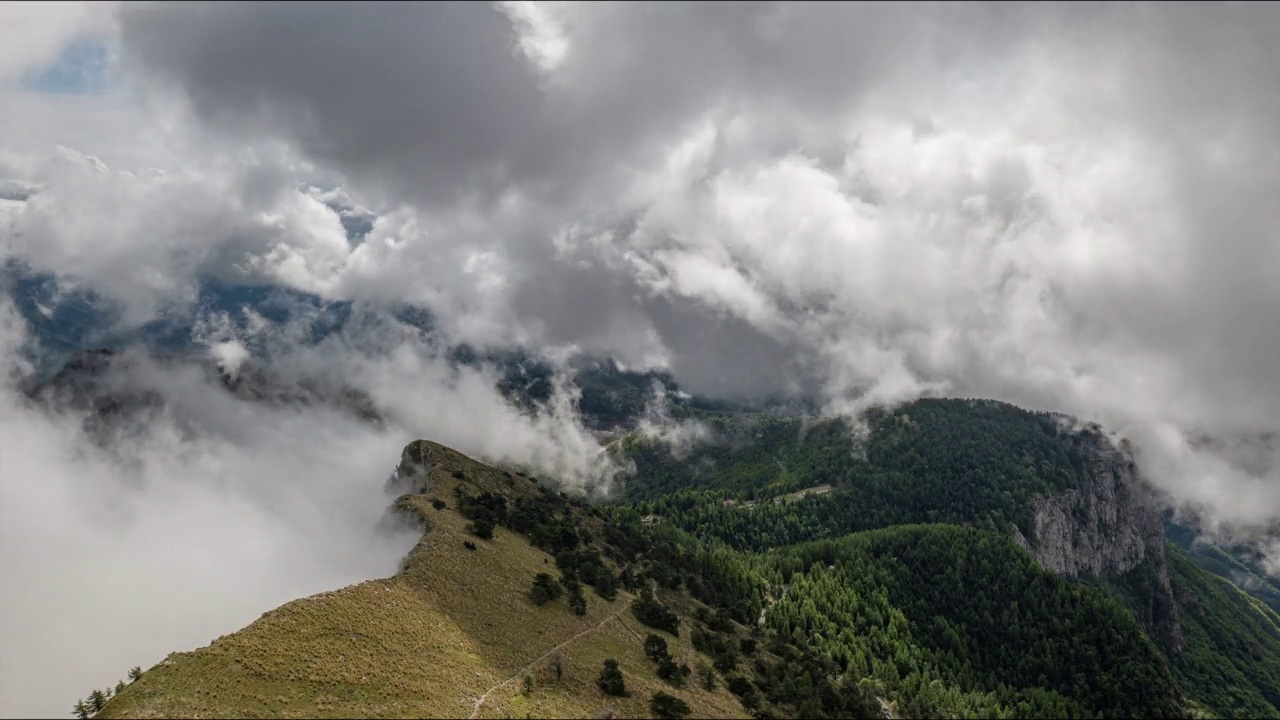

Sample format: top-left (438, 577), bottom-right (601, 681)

top-left (100, 442), bottom-right (749, 719)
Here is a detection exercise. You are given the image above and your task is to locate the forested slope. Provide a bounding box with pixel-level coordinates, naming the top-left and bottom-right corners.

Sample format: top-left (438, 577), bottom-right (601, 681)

top-left (85, 397), bottom-right (1280, 719)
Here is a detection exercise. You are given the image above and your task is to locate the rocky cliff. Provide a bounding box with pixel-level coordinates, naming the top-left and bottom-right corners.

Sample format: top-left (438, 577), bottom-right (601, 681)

top-left (1014, 425), bottom-right (1186, 654)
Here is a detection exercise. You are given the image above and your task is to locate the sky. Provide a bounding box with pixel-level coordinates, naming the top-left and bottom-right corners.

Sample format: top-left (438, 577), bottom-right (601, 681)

top-left (4, 1), bottom-right (1280, 716)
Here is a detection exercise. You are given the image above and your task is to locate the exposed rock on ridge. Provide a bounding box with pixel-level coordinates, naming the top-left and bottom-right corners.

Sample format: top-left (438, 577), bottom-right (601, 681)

top-left (1014, 426), bottom-right (1186, 654)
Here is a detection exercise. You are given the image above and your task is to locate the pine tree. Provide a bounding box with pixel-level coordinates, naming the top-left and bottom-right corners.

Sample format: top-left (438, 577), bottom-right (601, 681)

top-left (88, 690), bottom-right (107, 713)
top-left (128, 666), bottom-right (143, 683)
top-left (597, 659), bottom-right (627, 697)
top-left (72, 700), bottom-right (90, 719)
top-left (529, 573), bottom-right (564, 605)
top-left (650, 691), bottom-right (691, 720)
top-left (644, 634), bottom-right (669, 662)
top-left (698, 662), bottom-right (717, 691)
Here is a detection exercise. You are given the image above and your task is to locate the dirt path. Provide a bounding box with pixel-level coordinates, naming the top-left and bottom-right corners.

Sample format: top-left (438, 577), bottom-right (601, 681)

top-left (758, 583), bottom-right (791, 627)
top-left (467, 611), bottom-right (624, 719)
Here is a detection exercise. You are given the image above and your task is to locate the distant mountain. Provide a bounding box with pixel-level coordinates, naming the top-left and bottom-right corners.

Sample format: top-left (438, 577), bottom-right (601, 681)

top-left (23, 346), bottom-right (384, 441)
top-left (2, 260), bottom-right (398, 379)
top-left (4, 261), bottom-right (729, 433)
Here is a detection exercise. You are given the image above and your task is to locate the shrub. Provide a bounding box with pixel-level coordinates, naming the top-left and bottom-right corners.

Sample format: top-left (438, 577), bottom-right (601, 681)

top-left (632, 587), bottom-right (680, 635)
top-left (651, 691), bottom-right (691, 720)
top-left (644, 634), bottom-right (670, 662)
top-left (469, 518), bottom-right (495, 540)
top-left (657, 657), bottom-right (690, 688)
top-left (597, 659), bottom-right (627, 697)
top-left (530, 573), bottom-right (564, 606)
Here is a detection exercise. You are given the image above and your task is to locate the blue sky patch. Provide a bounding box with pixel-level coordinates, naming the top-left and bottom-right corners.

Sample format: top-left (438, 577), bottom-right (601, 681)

top-left (21, 37), bottom-right (114, 95)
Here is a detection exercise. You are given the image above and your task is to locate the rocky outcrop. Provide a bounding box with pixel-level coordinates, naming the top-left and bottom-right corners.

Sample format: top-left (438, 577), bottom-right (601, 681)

top-left (1014, 431), bottom-right (1162, 578)
top-left (386, 440), bottom-right (435, 495)
top-left (1014, 426), bottom-right (1186, 654)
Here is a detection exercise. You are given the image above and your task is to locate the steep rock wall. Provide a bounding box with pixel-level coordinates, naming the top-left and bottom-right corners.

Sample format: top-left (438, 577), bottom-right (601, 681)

top-left (1014, 428), bottom-right (1186, 654)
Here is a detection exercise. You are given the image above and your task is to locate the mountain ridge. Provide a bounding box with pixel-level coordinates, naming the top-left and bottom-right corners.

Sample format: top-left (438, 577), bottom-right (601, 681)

top-left (96, 440), bottom-right (750, 720)
top-left (67, 392), bottom-right (1280, 719)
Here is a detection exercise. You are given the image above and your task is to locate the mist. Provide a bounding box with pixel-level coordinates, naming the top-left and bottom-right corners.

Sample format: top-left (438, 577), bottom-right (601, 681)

top-left (0, 301), bottom-right (624, 717)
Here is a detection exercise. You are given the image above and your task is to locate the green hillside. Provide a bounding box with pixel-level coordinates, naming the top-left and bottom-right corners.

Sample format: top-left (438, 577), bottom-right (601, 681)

top-left (95, 442), bottom-right (749, 720)
top-left (766, 525), bottom-right (1183, 718)
top-left (1166, 517), bottom-right (1280, 617)
top-left (83, 398), bottom-right (1280, 719)
top-left (622, 399), bottom-right (1088, 550)
top-left (1165, 544), bottom-right (1280, 717)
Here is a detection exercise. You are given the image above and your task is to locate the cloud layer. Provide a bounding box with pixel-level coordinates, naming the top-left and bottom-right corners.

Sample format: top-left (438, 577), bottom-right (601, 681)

top-left (114, 2), bottom-right (1280, 487)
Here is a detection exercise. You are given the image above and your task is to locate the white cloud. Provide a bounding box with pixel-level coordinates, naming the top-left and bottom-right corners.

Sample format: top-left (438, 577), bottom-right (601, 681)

top-left (498, 0), bottom-right (571, 75)
top-left (0, 297), bottom-right (633, 718)
top-left (0, 1), bottom-right (118, 85)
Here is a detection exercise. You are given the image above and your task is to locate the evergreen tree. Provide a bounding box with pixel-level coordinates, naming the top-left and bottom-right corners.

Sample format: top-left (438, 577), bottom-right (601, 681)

top-left (597, 659), bottom-right (627, 697)
top-left (698, 662), bottom-right (716, 691)
top-left (656, 656), bottom-right (689, 688)
top-left (529, 573), bottom-right (564, 606)
top-left (565, 577), bottom-right (588, 615)
top-left (593, 566), bottom-right (620, 601)
top-left (650, 691), bottom-right (691, 720)
top-left (644, 634), bottom-right (670, 662)
top-left (469, 518), bottom-right (495, 540)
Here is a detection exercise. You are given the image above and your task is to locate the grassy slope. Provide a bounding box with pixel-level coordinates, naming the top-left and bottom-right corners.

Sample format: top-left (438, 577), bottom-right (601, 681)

top-left (1166, 543), bottom-right (1280, 719)
top-left (1166, 518), bottom-right (1280, 617)
top-left (99, 441), bottom-right (747, 719)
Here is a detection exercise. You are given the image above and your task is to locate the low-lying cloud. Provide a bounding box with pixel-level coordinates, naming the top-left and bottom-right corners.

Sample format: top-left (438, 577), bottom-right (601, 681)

top-left (0, 304), bottom-right (412, 717)
top-left (0, 297), bottom-right (635, 717)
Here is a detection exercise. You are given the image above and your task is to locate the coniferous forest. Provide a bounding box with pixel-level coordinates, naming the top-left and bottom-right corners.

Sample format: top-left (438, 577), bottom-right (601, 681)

top-left (584, 398), bottom-right (1280, 718)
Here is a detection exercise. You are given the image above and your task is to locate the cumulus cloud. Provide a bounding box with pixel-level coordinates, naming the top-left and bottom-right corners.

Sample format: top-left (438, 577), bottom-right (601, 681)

top-left (108, 0), bottom-right (1280, 526)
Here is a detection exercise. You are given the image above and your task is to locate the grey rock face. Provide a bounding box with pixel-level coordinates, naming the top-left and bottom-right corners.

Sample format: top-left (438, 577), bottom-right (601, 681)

top-left (1021, 433), bottom-right (1160, 577)
top-left (387, 441), bottom-right (435, 496)
top-left (1015, 428), bottom-right (1186, 654)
